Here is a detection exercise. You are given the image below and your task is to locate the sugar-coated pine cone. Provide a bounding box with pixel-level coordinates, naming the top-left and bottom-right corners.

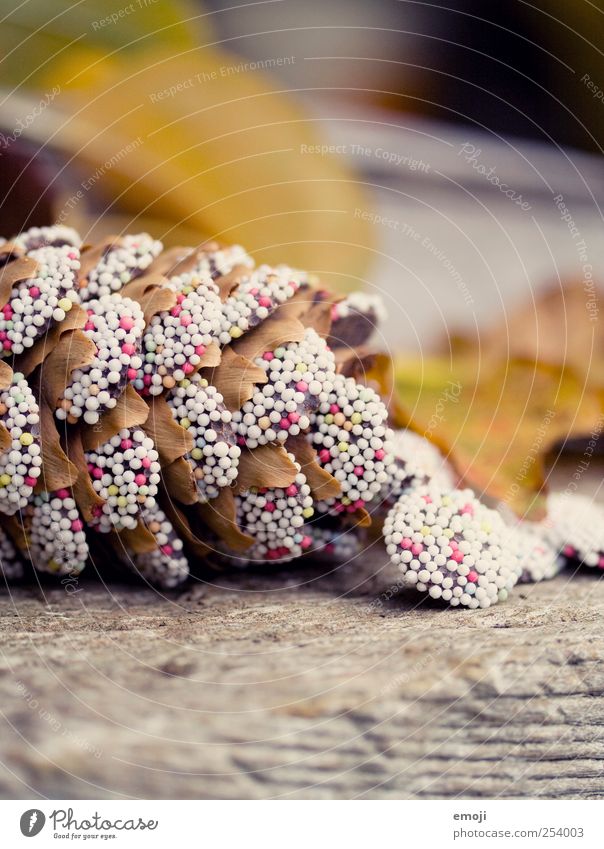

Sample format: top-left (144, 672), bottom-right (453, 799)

top-left (384, 487), bottom-right (520, 608)
top-left (121, 504), bottom-right (189, 589)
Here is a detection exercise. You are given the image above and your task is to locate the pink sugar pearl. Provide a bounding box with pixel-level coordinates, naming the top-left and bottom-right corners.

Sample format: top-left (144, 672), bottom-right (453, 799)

top-left (467, 570), bottom-right (478, 583)
top-left (25, 476), bottom-right (38, 487)
top-left (180, 314), bottom-right (192, 327)
top-left (121, 439), bottom-right (133, 450)
top-left (400, 537), bottom-right (412, 549)
top-left (353, 466), bottom-right (364, 476)
top-left (301, 535), bottom-right (312, 549)
top-left (262, 351), bottom-right (274, 361)
top-left (296, 380), bottom-right (308, 392)
top-left (183, 363), bottom-right (194, 374)
top-left (120, 316), bottom-right (134, 331)
top-left (141, 457), bottom-right (151, 469)
top-left (195, 345), bottom-right (206, 356)
top-left (279, 418), bottom-right (291, 430)
top-left (329, 404), bottom-right (339, 414)
top-left (285, 484), bottom-right (298, 497)
top-left (29, 286), bottom-right (40, 298)
top-left (258, 296), bottom-right (272, 308)
top-left (92, 468), bottom-right (103, 479)
top-left (127, 368), bottom-right (137, 380)
top-left (161, 544), bottom-right (173, 556)
top-left (374, 448), bottom-right (385, 460)
top-left (121, 343), bottom-right (136, 356)
top-left (451, 550), bottom-right (464, 563)
top-left (319, 448), bottom-right (331, 464)
top-left (264, 502), bottom-right (276, 513)
top-left (134, 474), bottom-right (147, 486)
top-left (288, 412), bottom-right (300, 423)
top-left (71, 520), bottom-right (84, 532)
top-left (411, 543), bottom-right (424, 555)
top-left (56, 489), bottom-right (70, 499)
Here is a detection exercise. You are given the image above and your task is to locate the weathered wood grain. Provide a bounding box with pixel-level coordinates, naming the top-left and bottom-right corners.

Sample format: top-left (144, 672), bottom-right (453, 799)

top-left (1, 553), bottom-right (604, 800)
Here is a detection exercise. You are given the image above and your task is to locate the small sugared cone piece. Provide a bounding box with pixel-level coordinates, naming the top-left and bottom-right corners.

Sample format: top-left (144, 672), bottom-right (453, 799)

top-left (232, 328), bottom-right (336, 448)
top-left (384, 487), bottom-right (520, 608)
top-left (27, 489), bottom-right (89, 575)
top-left (218, 265), bottom-right (306, 344)
top-left (507, 521), bottom-right (564, 583)
top-left (78, 233), bottom-right (162, 301)
top-left (0, 244), bottom-right (79, 356)
top-left (136, 273), bottom-right (222, 395)
top-left (123, 505), bottom-right (189, 588)
top-left (87, 428), bottom-right (161, 532)
top-left (166, 374), bottom-right (240, 502)
top-left (543, 492), bottom-right (604, 569)
top-left (311, 373), bottom-right (394, 517)
top-left (0, 525), bottom-right (24, 580)
top-left (0, 372), bottom-right (41, 514)
top-left (229, 453), bottom-right (314, 563)
top-left (57, 294), bottom-right (145, 425)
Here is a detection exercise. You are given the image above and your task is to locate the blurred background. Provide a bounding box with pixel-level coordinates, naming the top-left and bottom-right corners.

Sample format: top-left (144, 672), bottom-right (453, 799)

top-left (1, 0), bottom-right (603, 352)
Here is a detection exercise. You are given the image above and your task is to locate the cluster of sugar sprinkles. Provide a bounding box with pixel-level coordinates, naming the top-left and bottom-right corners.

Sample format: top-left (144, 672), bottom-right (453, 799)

top-left (10, 224), bottom-right (81, 251)
top-left (231, 454), bottom-right (314, 563)
top-left (135, 273), bottom-right (222, 396)
top-left (0, 244), bottom-right (79, 356)
top-left (27, 489), bottom-right (89, 575)
top-left (219, 264), bottom-right (306, 345)
top-left (544, 492), bottom-right (604, 569)
top-left (57, 294), bottom-right (145, 424)
top-left (384, 487), bottom-right (520, 608)
top-left (126, 505), bottom-right (189, 588)
top-left (78, 233), bottom-right (162, 301)
top-left (166, 373), bottom-right (240, 502)
top-left (86, 428), bottom-right (160, 532)
top-left (0, 372), bottom-right (41, 513)
top-left (232, 328), bottom-right (336, 447)
top-left (311, 374), bottom-right (394, 517)
top-left (508, 521), bottom-right (563, 584)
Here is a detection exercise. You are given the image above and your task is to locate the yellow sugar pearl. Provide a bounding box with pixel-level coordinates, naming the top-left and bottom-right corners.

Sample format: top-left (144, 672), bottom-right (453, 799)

top-left (258, 416), bottom-right (271, 430)
top-left (47, 559), bottom-right (61, 574)
top-left (19, 432), bottom-right (34, 446)
top-left (302, 507), bottom-right (314, 519)
top-left (324, 414), bottom-right (333, 424)
top-left (107, 484), bottom-right (119, 496)
top-left (342, 496), bottom-right (351, 505)
top-left (442, 496), bottom-right (452, 506)
top-left (191, 447), bottom-right (203, 460)
top-left (58, 297), bottom-right (73, 312)
top-left (421, 525), bottom-right (431, 536)
top-left (180, 417), bottom-right (191, 429)
top-left (117, 496), bottom-right (128, 507)
top-left (444, 528), bottom-right (454, 538)
top-left (229, 326), bottom-right (243, 338)
top-left (0, 473), bottom-right (11, 487)
top-left (338, 441), bottom-right (349, 453)
top-left (481, 522), bottom-right (492, 533)
top-left (350, 412), bottom-right (362, 425)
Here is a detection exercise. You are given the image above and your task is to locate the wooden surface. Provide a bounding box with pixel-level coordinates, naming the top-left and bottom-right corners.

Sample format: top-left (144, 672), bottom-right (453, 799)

top-left (1, 551), bottom-right (604, 800)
